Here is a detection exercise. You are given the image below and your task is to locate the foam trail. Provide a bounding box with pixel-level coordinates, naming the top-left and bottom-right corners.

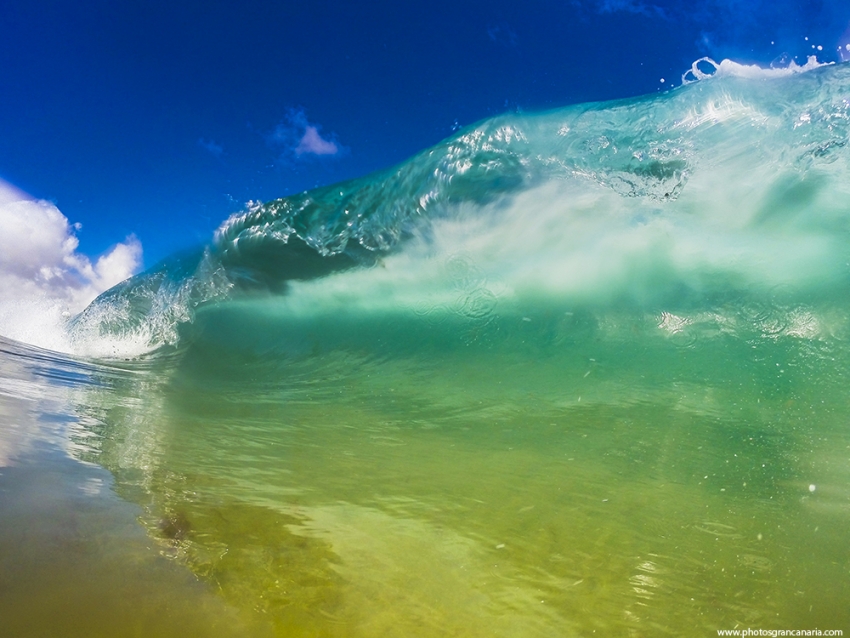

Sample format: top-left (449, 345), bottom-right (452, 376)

top-left (274, 169), bottom-right (845, 323)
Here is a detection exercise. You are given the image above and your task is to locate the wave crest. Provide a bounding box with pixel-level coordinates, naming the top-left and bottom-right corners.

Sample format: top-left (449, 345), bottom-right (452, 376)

top-left (65, 61), bottom-right (850, 358)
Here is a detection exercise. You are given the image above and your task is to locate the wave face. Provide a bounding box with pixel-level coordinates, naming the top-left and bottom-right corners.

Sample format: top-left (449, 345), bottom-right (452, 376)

top-left (69, 61), bottom-right (850, 357)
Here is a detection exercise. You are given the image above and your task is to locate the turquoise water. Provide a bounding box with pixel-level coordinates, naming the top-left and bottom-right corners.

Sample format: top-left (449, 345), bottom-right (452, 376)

top-left (2, 62), bottom-right (850, 636)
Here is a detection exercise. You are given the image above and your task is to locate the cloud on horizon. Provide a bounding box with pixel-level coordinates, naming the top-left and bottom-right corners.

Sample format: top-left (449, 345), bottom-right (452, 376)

top-left (268, 109), bottom-right (345, 160)
top-left (0, 181), bottom-right (143, 348)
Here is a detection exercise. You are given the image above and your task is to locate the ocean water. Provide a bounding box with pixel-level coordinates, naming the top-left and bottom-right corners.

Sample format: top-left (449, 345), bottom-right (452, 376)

top-left (2, 60), bottom-right (850, 636)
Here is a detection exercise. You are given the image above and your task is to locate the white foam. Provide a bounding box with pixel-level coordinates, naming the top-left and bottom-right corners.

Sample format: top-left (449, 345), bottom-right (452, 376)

top-left (276, 162), bottom-right (847, 320)
top-left (0, 297), bottom-right (74, 353)
top-left (682, 56), bottom-right (831, 85)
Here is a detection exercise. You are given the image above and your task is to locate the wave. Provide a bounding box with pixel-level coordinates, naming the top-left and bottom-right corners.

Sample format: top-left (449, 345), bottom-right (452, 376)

top-left (8, 58), bottom-right (850, 637)
top-left (66, 59), bottom-right (850, 358)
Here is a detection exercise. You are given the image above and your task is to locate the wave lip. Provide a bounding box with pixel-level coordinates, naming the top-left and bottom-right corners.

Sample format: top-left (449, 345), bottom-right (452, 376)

top-left (681, 55), bottom-right (832, 84)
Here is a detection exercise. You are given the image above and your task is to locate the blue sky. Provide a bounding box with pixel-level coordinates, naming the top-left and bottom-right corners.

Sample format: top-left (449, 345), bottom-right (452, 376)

top-left (1, 0), bottom-right (849, 270)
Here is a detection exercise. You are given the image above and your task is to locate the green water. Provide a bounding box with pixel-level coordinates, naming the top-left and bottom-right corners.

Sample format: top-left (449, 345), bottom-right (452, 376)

top-left (54, 298), bottom-right (850, 636)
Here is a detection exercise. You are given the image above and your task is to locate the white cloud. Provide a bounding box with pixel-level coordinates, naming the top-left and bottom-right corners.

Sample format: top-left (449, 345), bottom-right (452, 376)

top-left (268, 109), bottom-right (344, 159)
top-left (0, 179), bottom-right (29, 204)
top-left (0, 181), bottom-right (143, 349)
top-left (294, 125), bottom-right (340, 156)
top-left (198, 137), bottom-right (224, 158)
